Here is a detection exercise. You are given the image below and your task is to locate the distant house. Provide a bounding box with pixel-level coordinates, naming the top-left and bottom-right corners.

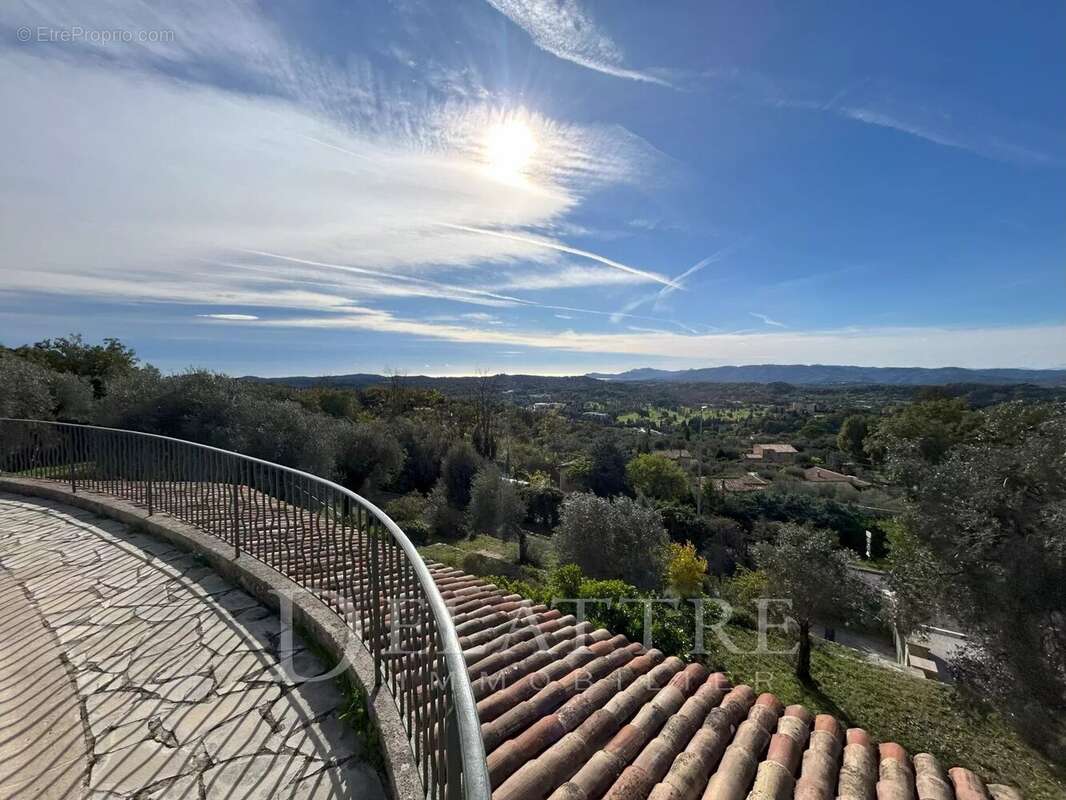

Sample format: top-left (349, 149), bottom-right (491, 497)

top-left (658, 448), bottom-right (697, 468)
top-left (744, 443), bottom-right (798, 464)
top-left (710, 472), bottom-right (770, 493)
top-left (532, 402), bottom-right (565, 413)
top-left (803, 466), bottom-right (871, 488)
top-left (581, 411), bottom-right (610, 423)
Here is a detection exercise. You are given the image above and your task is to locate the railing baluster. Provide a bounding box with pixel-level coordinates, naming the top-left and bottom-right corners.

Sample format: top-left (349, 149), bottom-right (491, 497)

top-left (0, 418), bottom-right (488, 800)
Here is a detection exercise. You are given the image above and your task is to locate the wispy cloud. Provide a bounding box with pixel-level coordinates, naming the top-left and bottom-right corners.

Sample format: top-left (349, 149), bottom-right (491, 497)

top-left (248, 310), bottom-right (1066, 369)
top-left (0, 18), bottom-right (663, 325)
top-left (483, 0), bottom-right (672, 86)
top-left (750, 312), bottom-right (786, 328)
top-left (197, 314), bottom-right (260, 321)
top-left (702, 69), bottom-right (1063, 167)
top-left (494, 264), bottom-right (645, 290)
top-left (436, 223), bottom-right (681, 288)
top-left (460, 312), bottom-right (503, 324)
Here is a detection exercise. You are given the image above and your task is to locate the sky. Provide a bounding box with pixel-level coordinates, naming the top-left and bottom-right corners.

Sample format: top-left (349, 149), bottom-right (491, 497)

top-left (1, 0), bottom-right (1063, 376)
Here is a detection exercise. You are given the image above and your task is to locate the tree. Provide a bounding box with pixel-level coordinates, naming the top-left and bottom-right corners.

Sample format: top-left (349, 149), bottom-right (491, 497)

top-left (314, 389), bottom-right (359, 420)
top-left (753, 523), bottom-right (870, 682)
top-left (587, 437), bottom-right (629, 497)
top-left (701, 515), bottom-right (748, 577)
top-left (339, 420), bottom-right (405, 493)
top-left (468, 466), bottom-right (524, 534)
top-left (0, 354), bottom-right (53, 419)
top-left (720, 488), bottom-right (869, 556)
top-left (471, 374), bottom-right (499, 459)
top-left (626, 453), bottom-right (689, 503)
top-left (0, 353), bottom-right (94, 421)
top-left (385, 492), bottom-right (429, 527)
top-left (885, 402), bottom-right (1066, 756)
top-left (390, 418), bottom-right (449, 493)
top-left (538, 410), bottom-right (567, 464)
top-left (658, 504), bottom-right (712, 548)
top-left (440, 441), bottom-right (480, 509)
top-left (467, 466), bottom-right (529, 561)
top-left (836, 414), bottom-right (869, 462)
top-left (864, 398), bottom-right (979, 467)
top-left (14, 334), bottom-right (137, 397)
top-left (554, 493), bottom-right (670, 589)
top-left (666, 542), bottom-right (708, 598)
top-left (94, 369), bottom-right (350, 476)
top-left (234, 398), bottom-right (351, 478)
top-left (423, 483), bottom-right (466, 540)
top-left (522, 482), bottom-right (564, 529)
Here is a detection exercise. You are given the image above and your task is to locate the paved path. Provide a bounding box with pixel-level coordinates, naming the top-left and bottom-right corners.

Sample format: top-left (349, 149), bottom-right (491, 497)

top-left (0, 495), bottom-right (387, 800)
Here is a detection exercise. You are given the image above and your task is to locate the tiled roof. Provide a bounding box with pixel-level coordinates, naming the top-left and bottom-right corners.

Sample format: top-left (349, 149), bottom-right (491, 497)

top-left (659, 450), bottom-right (694, 460)
top-left (427, 562), bottom-right (1024, 800)
top-left (753, 444), bottom-right (798, 454)
top-left (711, 474), bottom-right (770, 493)
top-left (803, 467), bottom-right (871, 487)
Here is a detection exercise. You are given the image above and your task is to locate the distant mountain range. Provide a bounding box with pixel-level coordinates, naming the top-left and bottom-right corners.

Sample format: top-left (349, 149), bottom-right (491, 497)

top-left (585, 364), bottom-right (1066, 387)
top-left (251, 364), bottom-right (1066, 389)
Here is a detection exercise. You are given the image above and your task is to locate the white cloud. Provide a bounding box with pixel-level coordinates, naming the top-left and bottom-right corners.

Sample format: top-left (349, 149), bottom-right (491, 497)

top-left (0, 41), bottom-right (658, 316)
top-left (495, 264), bottom-right (645, 291)
top-left (483, 0), bottom-right (671, 86)
top-left (750, 312), bottom-right (786, 328)
top-left (197, 314), bottom-right (260, 321)
top-left (247, 310), bottom-right (1066, 369)
top-left (459, 312), bottom-right (503, 324)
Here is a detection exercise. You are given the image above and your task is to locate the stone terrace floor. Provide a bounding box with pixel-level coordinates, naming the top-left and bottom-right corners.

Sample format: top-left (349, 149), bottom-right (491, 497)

top-left (0, 494), bottom-right (387, 800)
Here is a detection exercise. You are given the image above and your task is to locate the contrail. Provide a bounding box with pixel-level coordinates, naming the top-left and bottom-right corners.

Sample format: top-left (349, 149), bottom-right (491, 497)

top-left (660, 252), bottom-right (718, 297)
top-left (610, 243), bottom-right (737, 324)
top-left (234, 249), bottom-right (687, 326)
top-left (436, 223), bottom-right (683, 289)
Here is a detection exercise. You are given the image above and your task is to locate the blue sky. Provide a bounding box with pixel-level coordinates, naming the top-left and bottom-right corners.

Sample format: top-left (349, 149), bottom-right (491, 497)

top-left (1, 0), bottom-right (1063, 376)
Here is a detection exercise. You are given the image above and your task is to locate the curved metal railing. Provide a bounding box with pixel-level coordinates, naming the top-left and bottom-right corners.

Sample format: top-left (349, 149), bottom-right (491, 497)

top-left (0, 418), bottom-right (490, 800)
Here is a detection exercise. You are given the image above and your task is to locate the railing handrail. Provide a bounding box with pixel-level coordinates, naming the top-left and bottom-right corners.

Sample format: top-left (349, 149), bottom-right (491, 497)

top-left (0, 417), bottom-right (490, 800)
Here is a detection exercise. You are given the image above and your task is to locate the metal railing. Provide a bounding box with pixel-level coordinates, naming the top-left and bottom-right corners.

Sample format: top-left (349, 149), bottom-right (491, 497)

top-left (0, 418), bottom-right (489, 800)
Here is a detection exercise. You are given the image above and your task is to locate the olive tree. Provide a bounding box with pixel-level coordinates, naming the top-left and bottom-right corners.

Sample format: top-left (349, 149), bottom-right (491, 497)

top-left (0, 355), bottom-right (56, 419)
top-left (338, 419), bottom-right (405, 493)
top-left (0, 354), bottom-right (94, 421)
top-left (753, 523), bottom-right (871, 682)
top-left (885, 402), bottom-right (1066, 757)
top-left (467, 466), bottom-right (528, 560)
top-left (554, 493), bottom-right (670, 590)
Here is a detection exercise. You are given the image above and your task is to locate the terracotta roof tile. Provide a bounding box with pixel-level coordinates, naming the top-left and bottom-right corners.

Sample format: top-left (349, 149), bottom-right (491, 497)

top-left (407, 563), bottom-right (1024, 800)
top-left (837, 729), bottom-right (878, 800)
top-left (793, 715), bottom-right (842, 800)
top-left (913, 753), bottom-right (953, 800)
top-left (950, 767), bottom-right (993, 800)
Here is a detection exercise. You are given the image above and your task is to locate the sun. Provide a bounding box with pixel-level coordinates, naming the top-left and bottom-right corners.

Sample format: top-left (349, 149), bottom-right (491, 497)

top-left (484, 118), bottom-right (537, 180)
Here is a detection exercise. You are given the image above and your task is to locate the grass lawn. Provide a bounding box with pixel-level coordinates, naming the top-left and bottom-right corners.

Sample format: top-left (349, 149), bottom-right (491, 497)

top-left (705, 626), bottom-right (1065, 800)
top-left (418, 533), bottom-right (552, 575)
top-left (617, 405), bottom-right (766, 426)
top-left (419, 534), bottom-right (516, 567)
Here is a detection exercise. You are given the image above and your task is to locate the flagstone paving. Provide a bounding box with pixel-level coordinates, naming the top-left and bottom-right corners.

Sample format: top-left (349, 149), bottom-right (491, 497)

top-left (0, 495), bottom-right (387, 800)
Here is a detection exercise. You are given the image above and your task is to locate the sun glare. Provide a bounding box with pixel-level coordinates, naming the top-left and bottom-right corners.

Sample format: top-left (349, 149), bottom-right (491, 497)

top-left (484, 119), bottom-right (537, 180)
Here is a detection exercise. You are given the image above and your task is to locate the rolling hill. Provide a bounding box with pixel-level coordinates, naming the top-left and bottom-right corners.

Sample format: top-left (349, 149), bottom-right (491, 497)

top-left (585, 364), bottom-right (1066, 386)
